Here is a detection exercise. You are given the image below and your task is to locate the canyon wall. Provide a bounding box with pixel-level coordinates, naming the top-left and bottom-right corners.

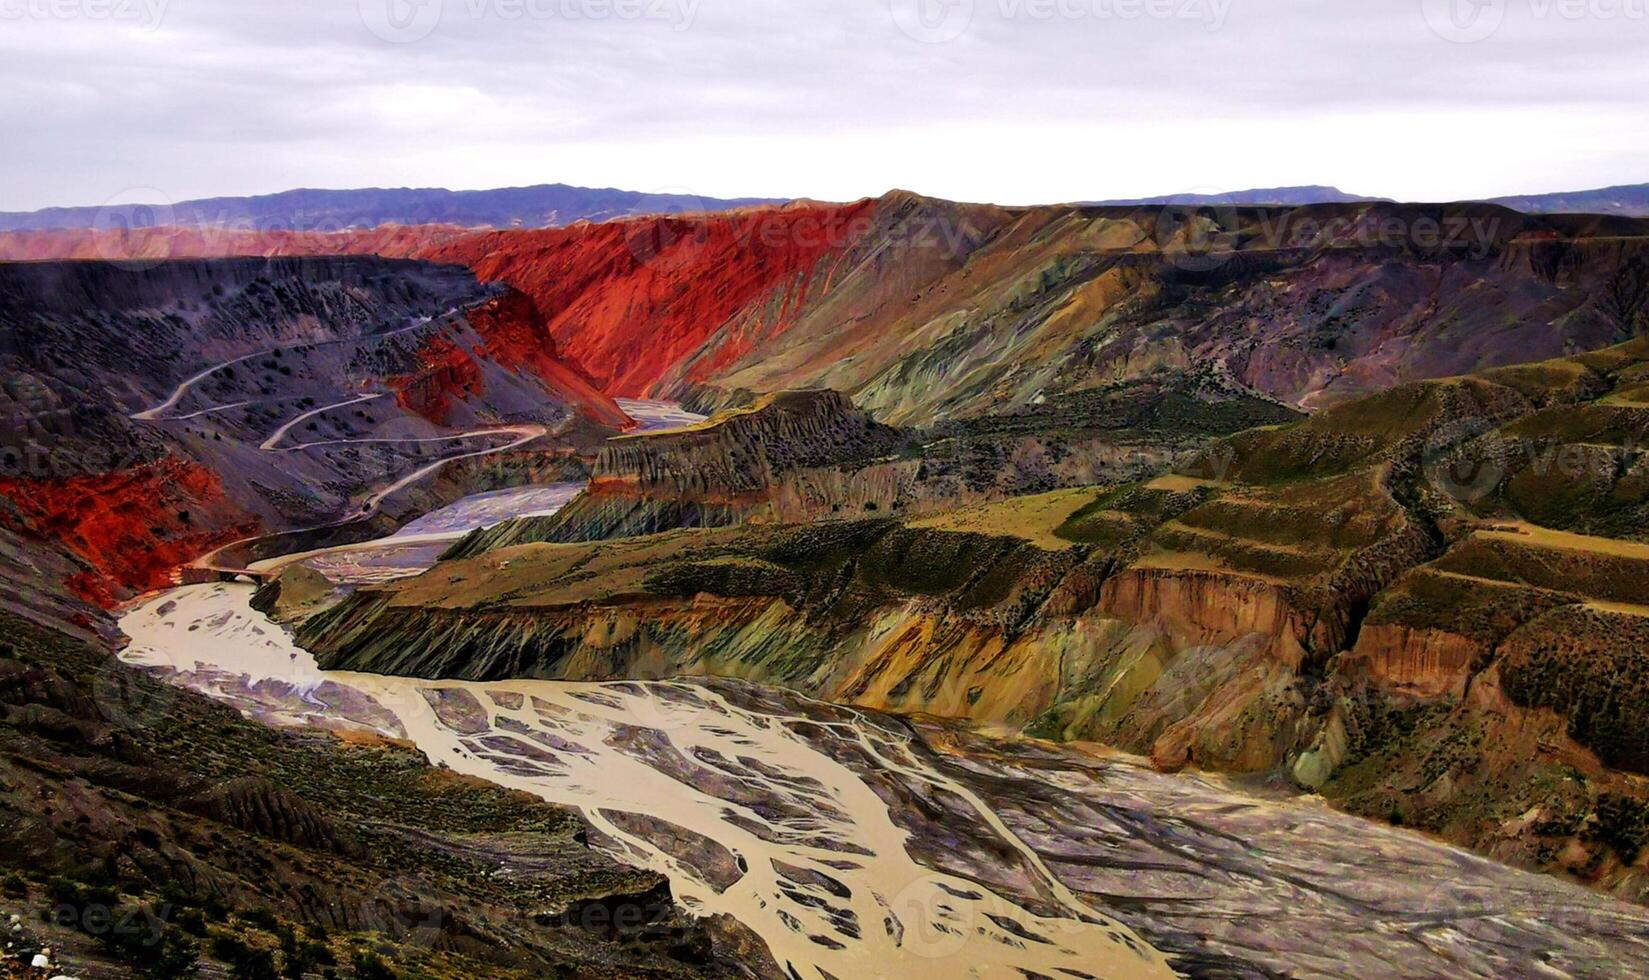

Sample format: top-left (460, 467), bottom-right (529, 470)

top-left (7, 196), bottom-right (1647, 430)
top-left (298, 338), bottom-right (1649, 904)
top-left (0, 258), bottom-right (626, 606)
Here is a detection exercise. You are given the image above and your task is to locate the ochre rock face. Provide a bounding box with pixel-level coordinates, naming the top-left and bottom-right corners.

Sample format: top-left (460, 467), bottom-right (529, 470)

top-left (1340, 622), bottom-right (1485, 699)
top-left (1099, 567), bottom-right (1312, 670)
top-left (0, 458), bottom-right (257, 606)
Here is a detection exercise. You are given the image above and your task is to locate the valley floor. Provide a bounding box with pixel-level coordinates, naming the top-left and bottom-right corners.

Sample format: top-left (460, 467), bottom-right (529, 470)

top-left (117, 582), bottom-right (1649, 979)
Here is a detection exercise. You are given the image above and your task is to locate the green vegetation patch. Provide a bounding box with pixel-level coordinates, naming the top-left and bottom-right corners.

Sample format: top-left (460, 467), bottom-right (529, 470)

top-left (1429, 534), bottom-right (1649, 606)
top-left (1500, 605), bottom-right (1649, 774)
top-left (1364, 567), bottom-right (1571, 645)
top-left (1501, 404), bottom-right (1649, 447)
top-left (1054, 482), bottom-right (1213, 546)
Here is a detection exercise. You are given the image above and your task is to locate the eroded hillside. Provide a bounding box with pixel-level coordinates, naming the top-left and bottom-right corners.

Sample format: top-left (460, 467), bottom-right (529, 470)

top-left (441, 374), bottom-right (1298, 558)
top-left (297, 338), bottom-right (1649, 903)
top-left (6, 194), bottom-right (1648, 426)
top-left (0, 258), bottom-right (628, 605)
top-left (0, 610), bottom-right (775, 978)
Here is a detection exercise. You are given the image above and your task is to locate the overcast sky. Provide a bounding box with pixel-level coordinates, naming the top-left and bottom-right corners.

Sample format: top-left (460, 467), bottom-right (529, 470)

top-left (3, 0), bottom-right (1647, 211)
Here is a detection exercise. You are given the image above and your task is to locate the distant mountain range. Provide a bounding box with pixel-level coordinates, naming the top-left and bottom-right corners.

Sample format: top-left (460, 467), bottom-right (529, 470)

top-left (3, 181), bottom-right (1647, 235)
top-left (1090, 183), bottom-right (1649, 217)
top-left (1484, 183), bottom-right (1649, 218)
top-left (1085, 185), bottom-right (1390, 207)
top-left (0, 184), bottom-right (785, 233)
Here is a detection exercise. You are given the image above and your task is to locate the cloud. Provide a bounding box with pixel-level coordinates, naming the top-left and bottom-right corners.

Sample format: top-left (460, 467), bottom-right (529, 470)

top-left (1, 0), bottom-right (1646, 209)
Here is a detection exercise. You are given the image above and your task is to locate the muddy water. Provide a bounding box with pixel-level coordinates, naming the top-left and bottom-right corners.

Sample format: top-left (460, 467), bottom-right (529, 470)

top-left (618, 398), bottom-right (709, 432)
top-left (120, 586), bottom-right (1649, 979)
top-left (120, 584), bottom-right (1172, 980)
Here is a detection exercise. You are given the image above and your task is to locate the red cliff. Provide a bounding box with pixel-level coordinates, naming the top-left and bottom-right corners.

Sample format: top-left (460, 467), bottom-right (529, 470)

top-left (0, 459), bottom-right (257, 606)
top-left (418, 202), bottom-right (878, 396)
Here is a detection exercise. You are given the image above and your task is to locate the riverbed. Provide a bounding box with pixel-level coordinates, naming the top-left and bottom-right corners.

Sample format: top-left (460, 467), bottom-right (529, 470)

top-left (117, 583), bottom-right (1649, 979)
top-left (116, 397), bottom-right (1649, 978)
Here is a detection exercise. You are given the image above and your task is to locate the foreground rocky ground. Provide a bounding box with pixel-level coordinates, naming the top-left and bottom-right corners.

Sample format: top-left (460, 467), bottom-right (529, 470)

top-left (112, 583), bottom-right (1649, 978)
top-left (0, 612), bottom-right (776, 978)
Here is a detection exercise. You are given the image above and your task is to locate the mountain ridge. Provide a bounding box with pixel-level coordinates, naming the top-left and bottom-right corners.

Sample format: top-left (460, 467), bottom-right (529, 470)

top-left (6, 192), bottom-right (1648, 419)
top-left (0, 182), bottom-right (787, 233)
top-left (7, 178), bottom-right (1648, 236)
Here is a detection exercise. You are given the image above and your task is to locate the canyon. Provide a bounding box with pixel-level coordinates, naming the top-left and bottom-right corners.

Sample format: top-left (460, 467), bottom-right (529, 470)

top-left (0, 256), bottom-right (632, 612)
top-left (291, 336), bottom-right (1649, 911)
top-left (105, 579), bottom-right (1649, 979)
top-left (6, 192), bottom-right (1649, 978)
top-left (6, 194), bottom-right (1648, 422)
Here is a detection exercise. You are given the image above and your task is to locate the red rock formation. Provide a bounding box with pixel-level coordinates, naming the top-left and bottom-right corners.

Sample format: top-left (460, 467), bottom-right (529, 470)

top-left (11, 195), bottom-right (1645, 422)
top-left (417, 202), bottom-right (879, 396)
top-left (390, 333), bottom-right (486, 425)
top-left (0, 459), bottom-right (256, 606)
top-left (464, 290), bottom-right (635, 429)
top-left (0, 203), bottom-right (880, 400)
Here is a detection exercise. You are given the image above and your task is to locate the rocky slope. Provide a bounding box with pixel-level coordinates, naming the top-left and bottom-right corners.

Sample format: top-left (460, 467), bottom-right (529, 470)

top-left (0, 258), bottom-right (627, 605)
top-left (448, 390), bottom-right (910, 551)
top-left (670, 196), bottom-right (1649, 421)
top-left (298, 337), bottom-right (1649, 905)
top-left (445, 377), bottom-right (1299, 557)
top-left (0, 610), bottom-right (776, 979)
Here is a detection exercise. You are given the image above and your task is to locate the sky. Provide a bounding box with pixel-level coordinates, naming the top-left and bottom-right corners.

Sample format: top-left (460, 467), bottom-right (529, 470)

top-left (3, 0), bottom-right (1648, 212)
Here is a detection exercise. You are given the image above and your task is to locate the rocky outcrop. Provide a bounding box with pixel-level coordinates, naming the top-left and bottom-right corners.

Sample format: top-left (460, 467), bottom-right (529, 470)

top-left (1100, 569), bottom-right (1312, 668)
top-left (446, 390), bottom-right (908, 554)
top-left (593, 390), bottom-right (904, 496)
top-left (391, 332), bottom-right (485, 424)
top-left (0, 457), bottom-right (258, 605)
top-left (1338, 622), bottom-right (1485, 698)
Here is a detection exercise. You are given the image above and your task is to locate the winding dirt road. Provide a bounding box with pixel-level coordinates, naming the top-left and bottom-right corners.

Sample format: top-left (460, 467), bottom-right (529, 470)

top-left (127, 312), bottom-right (561, 580)
top-left (131, 313), bottom-right (446, 424)
top-left (260, 393), bottom-right (386, 450)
